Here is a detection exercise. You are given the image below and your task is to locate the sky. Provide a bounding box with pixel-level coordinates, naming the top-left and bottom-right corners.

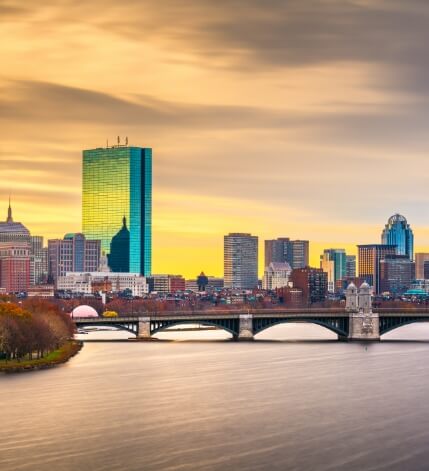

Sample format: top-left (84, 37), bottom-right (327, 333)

top-left (1, 0), bottom-right (429, 277)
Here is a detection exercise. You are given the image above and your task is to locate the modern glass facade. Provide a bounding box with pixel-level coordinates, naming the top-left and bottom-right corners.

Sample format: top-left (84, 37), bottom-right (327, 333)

top-left (381, 214), bottom-right (414, 260)
top-left (357, 244), bottom-right (396, 294)
top-left (82, 146), bottom-right (152, 275)
top-left (320, 248), bottom-right (346, 292)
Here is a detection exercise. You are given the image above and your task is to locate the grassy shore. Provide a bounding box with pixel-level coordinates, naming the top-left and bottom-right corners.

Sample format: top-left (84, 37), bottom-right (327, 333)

top-left (0, 340), bottom-right (83, 373)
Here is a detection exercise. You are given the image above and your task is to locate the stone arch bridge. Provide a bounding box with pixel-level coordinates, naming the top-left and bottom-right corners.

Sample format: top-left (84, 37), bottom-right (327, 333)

top-left (72, 308), bottom-right (429, 341)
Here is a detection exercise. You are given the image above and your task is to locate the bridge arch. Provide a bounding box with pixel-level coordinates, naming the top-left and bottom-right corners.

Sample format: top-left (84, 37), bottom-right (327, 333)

top-left (150, 319), bottom-right (239, 337)
top-left (380, 317), bottom-right (429, 336)
top-left (253, 318), bottom-right (349, 338)
top-left (77, 321), bottom-right (138, 336)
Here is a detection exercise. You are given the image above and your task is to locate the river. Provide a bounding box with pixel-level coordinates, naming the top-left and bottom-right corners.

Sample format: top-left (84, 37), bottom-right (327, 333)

top-left (2, 323), bottom-right (429, 470)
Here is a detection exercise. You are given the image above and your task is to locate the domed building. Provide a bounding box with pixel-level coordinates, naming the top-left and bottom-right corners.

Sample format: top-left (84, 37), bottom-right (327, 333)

top-left (71, 305), bottom-right (99, 318)
top-left (381, 213), bottom-right (414, 260)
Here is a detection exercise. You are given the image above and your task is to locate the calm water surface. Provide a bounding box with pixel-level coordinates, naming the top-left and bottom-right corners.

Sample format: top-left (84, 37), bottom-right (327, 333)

top-left (2, 324), bottom-right (429, 471)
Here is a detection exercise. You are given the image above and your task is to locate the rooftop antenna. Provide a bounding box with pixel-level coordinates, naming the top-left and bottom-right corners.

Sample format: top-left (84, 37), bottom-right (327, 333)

top-left (7, 194), bottom-right (13, 223)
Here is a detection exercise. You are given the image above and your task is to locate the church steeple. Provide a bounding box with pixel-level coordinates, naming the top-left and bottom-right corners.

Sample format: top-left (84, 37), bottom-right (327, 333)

top-left (6, 197), bottom-right (13, 223)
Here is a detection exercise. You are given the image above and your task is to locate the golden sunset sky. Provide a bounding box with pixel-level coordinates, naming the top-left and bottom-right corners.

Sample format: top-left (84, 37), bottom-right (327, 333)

top-left (1, 0), bottom-right (429, 277)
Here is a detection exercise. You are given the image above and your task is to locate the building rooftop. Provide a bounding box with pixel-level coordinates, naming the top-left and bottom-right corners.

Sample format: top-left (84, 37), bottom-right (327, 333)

top-left (0, 201), bottom-right (30, 235)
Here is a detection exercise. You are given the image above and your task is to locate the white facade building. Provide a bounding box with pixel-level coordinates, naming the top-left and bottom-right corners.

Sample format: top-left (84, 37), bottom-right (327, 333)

top-left (57, 272), bottom-right (149, 297)
top-left (262, 262), bottom-right (292, 290)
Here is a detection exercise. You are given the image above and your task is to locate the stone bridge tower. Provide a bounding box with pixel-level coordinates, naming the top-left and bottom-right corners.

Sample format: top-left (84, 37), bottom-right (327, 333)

top-left (346, 282), bottom-right (380, 340)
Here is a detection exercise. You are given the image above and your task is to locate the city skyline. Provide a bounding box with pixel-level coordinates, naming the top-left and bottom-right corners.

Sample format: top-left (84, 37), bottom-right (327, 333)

top-left (3, 2), bottom-right (429, 278)
top-left (2, 198), bottom-right (423, 281)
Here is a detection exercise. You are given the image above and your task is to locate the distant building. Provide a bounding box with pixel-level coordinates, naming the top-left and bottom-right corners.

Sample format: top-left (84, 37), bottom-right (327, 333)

top-left (57, 272), bottom-right (148, 297)
top-left (290, 267), bottom-right (327, 304)
top-left (379, 255), bottom-right (415, 295)
top-left (265, 238), bottom-right (309, 269)
top-left (0, 201), bottom-right (31, 245)
top-left (415, 253), bottom-right (429, 279)
top-left (197, 272), bottom-right (209, 291)
top-left (0, 242), bottom-right (30, 293)
top-left (27, 285), bottom-right (55, 298)
top-left (262, 262), bottom-right (292, 290)
top-left (30, 236), bottom-right (48, 286)
top-left (424, 261), bottom-right (429, 280)
top-left (0, 202), bottom-right (31, 293)
top-left (358, 244), bottom-right (396, 294)
top-left (320, 249), bottom-right (346, 293)
top-left (186, 276), bottom-right (224, 292)
top-left (224, 233), bottom-right (258, 289)
top-left (207, 277), bottom-right (224, 289)
top-left (381, 213), bottom-right (414, 260)
top-left (82, 144), bottom-right (152, 275)
top-left (48, 233), bottom-right (101, 285)
top-left (147, 274), bottom-right (186, 294)
top-left (108, 217), bottom-right (130, 272)
top-left (410, 279), bottom-right (429, 294)
top-left (346, 255), bottom-right (356, 278)
top-left (276, 286), bottom-right (304, 307)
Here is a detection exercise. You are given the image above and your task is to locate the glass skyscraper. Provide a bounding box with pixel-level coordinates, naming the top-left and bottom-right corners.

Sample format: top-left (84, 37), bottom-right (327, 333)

top-left (381, 213), bottom-right (414, 261)
top-left (320, 248), bottom-right (346, 292)
top-left (82, 145), bottom-right (152, 275)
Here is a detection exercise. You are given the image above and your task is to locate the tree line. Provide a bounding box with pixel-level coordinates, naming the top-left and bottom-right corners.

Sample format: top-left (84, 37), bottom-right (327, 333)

top-left (0, 299), bottom-right (75, 361)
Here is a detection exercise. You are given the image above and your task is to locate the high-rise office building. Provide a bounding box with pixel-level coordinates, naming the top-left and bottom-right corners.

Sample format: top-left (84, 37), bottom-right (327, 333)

top-left (415, 253), bottom-right (429, 279)
top-left (30, 236), bottom-right (48, 285)
top-left (265, 238), bottom-right (309, 269)
top-left (346, 255), bottom-right (356, 278)
top-left (224, 233), bottom-right (258, 289)
top-left (82, 144), bottom-right (152, 275)
top-left (320, 248), bottom-right (347, 292)
top-left (48, 233), bottom-right (100, 284)
top-left (381, 213), bottom-right (414, 260)
top-left (265, 238), bottom-right (290, 267)
top-left (291, 240), bottom-right (309, 269)
top-left (358, 244), bottom-right (396, 294)
top-left (380, 255), bottom-right (415, 295)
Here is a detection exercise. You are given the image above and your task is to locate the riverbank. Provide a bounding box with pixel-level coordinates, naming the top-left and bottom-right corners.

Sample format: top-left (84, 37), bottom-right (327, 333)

top-left (0, 340), bottom-right (83, 374)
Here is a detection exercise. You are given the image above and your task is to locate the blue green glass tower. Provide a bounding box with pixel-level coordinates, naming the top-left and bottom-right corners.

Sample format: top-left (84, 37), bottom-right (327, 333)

top-left (82, 145), bottom-right (152, 275)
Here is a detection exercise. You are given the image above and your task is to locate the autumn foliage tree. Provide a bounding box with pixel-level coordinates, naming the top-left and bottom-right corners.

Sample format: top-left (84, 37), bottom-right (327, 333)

top-left (0, 299), bottom-right (75, 361)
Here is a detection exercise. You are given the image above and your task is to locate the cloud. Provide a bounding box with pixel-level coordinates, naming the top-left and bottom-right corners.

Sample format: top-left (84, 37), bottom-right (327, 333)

top-left (0, 79), bottom-right (313, 130)
top-left (5, 1), bottom-right (427, 68)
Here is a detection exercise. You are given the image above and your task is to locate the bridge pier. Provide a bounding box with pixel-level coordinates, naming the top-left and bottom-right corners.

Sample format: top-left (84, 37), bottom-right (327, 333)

top-left (236, 314), bottom-right (254, 341)
top-left (136, 317), bottom-right (152, 340)
top-left (348, 312), bottom-right (380, 341)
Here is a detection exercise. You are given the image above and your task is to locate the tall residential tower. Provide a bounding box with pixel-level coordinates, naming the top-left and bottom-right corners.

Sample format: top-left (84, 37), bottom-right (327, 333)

top-left (264, 238), bottom-right (309, 269)
top-left (82, 144), bottom-right (152, 275)
top-left (224, 233), bottom-right (258, 289)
